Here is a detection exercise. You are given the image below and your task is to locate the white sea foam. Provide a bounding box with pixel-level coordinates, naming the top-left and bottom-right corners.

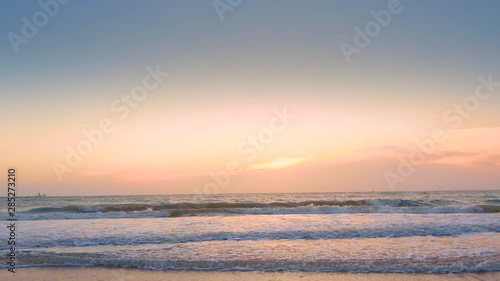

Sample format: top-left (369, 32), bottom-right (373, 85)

top-left (3, 191), bottom-right (499, 273)
top-left (7, 233), bottom-right (500, 273)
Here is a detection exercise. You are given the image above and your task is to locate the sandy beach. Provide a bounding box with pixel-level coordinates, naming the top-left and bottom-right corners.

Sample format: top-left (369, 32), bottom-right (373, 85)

top-left (1, 268), bottom-right (499, 281)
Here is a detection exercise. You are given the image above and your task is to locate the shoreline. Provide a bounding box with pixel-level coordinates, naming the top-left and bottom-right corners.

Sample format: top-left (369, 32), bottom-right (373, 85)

top-left (1, 268), bottom-right (499, 281)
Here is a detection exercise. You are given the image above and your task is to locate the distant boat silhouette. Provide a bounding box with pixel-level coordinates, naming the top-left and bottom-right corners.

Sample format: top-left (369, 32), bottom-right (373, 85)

top-left (36, 192), bottom-right (46, 197)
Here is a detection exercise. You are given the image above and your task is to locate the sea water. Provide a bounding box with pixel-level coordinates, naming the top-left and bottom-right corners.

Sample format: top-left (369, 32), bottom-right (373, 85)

top-left (1, 190), bottom-right (499, 273)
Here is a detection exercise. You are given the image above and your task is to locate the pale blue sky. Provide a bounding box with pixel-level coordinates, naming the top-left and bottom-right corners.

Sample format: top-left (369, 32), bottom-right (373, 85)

top-left (1, 1), bottom-right (500, 194)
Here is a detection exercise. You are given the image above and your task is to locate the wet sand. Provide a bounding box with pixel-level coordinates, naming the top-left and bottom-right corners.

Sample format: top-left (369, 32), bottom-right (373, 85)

top-left (1, 268), bottom-right (498, 281)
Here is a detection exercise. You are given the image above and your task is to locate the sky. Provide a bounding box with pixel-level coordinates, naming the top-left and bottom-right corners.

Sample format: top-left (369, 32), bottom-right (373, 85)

top-left (1, 0), bottom-right (500, 196)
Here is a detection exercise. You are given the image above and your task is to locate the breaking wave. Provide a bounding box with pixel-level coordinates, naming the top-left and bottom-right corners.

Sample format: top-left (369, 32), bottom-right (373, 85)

top-left (18, 199), bottom-right (500, 220)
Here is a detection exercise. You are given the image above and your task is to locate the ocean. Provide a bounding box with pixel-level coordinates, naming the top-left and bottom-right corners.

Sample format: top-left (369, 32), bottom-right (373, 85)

top-left (1, 190), bottom-right (499, 273)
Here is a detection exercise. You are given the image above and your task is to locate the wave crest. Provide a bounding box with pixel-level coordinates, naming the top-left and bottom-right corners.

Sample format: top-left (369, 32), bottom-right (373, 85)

top-left (20, 200), bottom-right (500, 219)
